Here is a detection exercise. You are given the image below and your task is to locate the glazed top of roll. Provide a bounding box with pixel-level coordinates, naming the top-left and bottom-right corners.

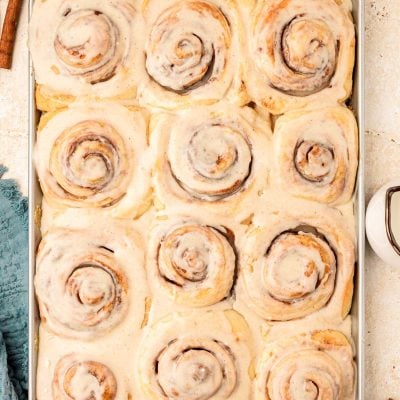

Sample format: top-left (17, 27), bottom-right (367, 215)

top-left (35, 102), bottom-right (150, 218)
top-left (30, 0), bottom-right (145, 99)
top-left (151, 102), bottom-right (272, 220)
top-left (244, 0), bottom-right (355, 114)
top-left (136, 309), bottom-right (253, 400)
top-left (146, 213), bottom-right (238, 309)
top-left (139, 0), bottom-right (247, 108)
top-left (272, 106), bottom-right (358, 205)
top-left (235, 195), bottom-right (355, 328)
top-left (255, 329), bottom-right (355, 400)
top-left (35, 222), bottom-right (148, 340)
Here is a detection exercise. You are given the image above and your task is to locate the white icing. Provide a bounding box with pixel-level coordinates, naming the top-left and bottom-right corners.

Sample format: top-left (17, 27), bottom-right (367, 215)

top-left (273, 107), bottom-right (358, 205)
top-left (35, 102), bottom-right (151, 218)
top-left (243, 0), bottom-right (355, 114)
top-left (33, 1), bottom-right (357, 398)
top-left (138, 0), bottom-right (246, 109)
top-left (151, 102), bottom-right (272, 220)
top-left (30, 0), bottom-right (145, 100)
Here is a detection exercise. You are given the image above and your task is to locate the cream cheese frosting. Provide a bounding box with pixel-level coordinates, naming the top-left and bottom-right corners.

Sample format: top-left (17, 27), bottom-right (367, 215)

top-left (32, 0), bottom-right (358, 398)
top-left (30, 0), bottom-right (145, 104)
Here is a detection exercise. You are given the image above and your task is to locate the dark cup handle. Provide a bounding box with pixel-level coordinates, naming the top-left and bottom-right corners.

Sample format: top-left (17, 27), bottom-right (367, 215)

top-left (385, 186), bottom-right (400, 256)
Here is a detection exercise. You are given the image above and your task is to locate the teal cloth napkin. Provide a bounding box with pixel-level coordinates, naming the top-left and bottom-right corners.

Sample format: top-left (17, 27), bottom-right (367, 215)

top-left (0, 166), bottom-right (28, 400)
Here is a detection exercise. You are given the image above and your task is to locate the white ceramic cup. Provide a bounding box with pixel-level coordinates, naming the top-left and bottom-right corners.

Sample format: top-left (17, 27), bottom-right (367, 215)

top-left (366, 180), bottom-right (400, 267)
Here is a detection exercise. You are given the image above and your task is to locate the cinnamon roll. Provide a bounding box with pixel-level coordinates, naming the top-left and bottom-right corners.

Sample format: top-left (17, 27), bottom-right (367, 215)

top-left (139, 0), bottom-right (246, 109)
top-left (137, 310), bottom-right (253, 399)
top-left (273, 106), bottom-right (358, 204)
top-left (239, 200), bottom-right (355, 321)
top-left (35, 103), bottom-right (150, 218)
top-left (148, 216), bottom-right (236, 307)
top-left (30, 0), bottom-right (143, 111)
top-left (244, 0), bottom-right (355, 114)
top-left (35, 226), bottom-right (146, 339)
top-left (255, 330), bottom-right (355, 400)
top-left (52, 354), bottom-right (118, 400)
top-left (151, 103), bottom-right (271, 219)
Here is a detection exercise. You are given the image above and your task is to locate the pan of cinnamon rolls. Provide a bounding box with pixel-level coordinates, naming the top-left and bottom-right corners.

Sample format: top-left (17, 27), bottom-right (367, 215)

top-left (29, 0), bottom-right (363, 399)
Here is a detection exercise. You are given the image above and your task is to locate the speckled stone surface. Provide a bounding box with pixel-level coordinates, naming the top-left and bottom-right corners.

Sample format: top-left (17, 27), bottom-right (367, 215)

top-left (1, 1), bottom-right (400, 398)
top-left (0, 1), bottom-right (29, 196)
top-left (365, 1), bottom-right (400, 398)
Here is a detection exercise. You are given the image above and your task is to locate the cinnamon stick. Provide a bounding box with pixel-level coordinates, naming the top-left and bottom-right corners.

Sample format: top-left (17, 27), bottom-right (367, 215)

top-left (0, 0), bottom-right (23, 70)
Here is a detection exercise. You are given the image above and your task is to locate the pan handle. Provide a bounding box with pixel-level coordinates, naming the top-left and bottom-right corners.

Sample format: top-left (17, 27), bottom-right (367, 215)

top-left (385, 186), bottom-right (400, 256)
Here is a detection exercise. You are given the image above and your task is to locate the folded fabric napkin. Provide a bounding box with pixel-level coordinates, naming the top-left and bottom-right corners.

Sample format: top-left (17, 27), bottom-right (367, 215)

top-left (0, 166), bottom-right (28, 400)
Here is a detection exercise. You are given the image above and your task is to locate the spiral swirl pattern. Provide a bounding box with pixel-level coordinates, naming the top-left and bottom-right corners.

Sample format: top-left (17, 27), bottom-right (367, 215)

top-left (255, 330), bottom-right (355, 400)
top-left (53, 354), bottom-right (117, 400)
top-left (36, 230), bottom-right (128, 338)
top-left (35, 103), bottom-right (149, 217)
top-left (149, 217), bottom-right (236, 307)
top-left (294, 141), bottom-right (335, 183)
top-left (137, 310), bottom-right (252, 400)
top-left (156, 338), bottom-right (236, 399)
top-left (262, 230), bottom-right (336, 306)
top-left (257, 14), bottom-right (337, 97)
top-left (30, 0), bottom-right (141, 108)
top-left (139, 0), bottom-right (245, 108)
top-left (49, 120), bottom-right (129, 206)
top-left (240, 204), bottom-right (355, 321)
top-left (169, 120), bottom-right (252, 201)
top-left (146, 1), bottom-right (230, 93)
top-left (273, 107), bottom-right (358, 204)
top-left (246, 0), bottom-right (355, 113)
top-left (54, 9), bottom-right (124, 84)
top-left (152, 104), bottom-right (271, 218)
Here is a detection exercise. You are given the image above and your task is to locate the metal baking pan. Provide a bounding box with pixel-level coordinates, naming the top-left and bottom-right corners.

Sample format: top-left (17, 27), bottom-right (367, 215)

top-left (27, 0), bottom-right (365, 398)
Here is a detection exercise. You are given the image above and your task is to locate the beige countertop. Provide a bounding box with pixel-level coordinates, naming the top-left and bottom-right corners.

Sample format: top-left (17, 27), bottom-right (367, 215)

top-left (0, 1), bottom-right (399, 398)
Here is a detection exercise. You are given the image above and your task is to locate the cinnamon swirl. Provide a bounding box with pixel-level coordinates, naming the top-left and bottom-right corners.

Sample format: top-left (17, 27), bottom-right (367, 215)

top-left (139, 0), bottom-right (246, 109)
top-left (147, 215), bottom-right (236, 307)
top-left (35, 103), bottom-right (150, 218)
top-left (30, 0), bottom-right (144, 110)
top-left (35, 226), bottom-right (147, 339)
top-left (273, 106), bottom-right (358, 204)
top-left (244, 0), bottom-right (355, 114)
top-left (136, 310), bottom-right (253, 399)
top-left (255, 330), bottom-right (355, 400)
top-left (239, 199), bottom-right (355, 321)
top-left (151, 103), bottom-right (271, 219)
top-left (52, 354), bottom-right (118, 400)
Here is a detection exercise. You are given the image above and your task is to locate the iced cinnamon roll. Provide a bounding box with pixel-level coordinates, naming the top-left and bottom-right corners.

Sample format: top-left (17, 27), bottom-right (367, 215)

top-left (35, 226), bottom-right (146, 339)
top-left (30, 0), bottom-right (143, 110)
top-left (53, 354), bottom-right (118, 400)
top-left (255, 330), bottom-right (355, 400)
top-left (137, 310), bottom-right (253, 399)
top-left (273, 107), bottom-right (358, 204)
top-left (151, 103), bottom-right (271, 219)
top-left (244, 0), bottom-right (355, 114)
top-left (35, 103), bottom-right (150, 218)
top-left (139, 0), bottom-right (246, 109)
top-left (148, 216), bottom-right (236, 307)
top-left (239, 200), bottom-right (355, 321)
